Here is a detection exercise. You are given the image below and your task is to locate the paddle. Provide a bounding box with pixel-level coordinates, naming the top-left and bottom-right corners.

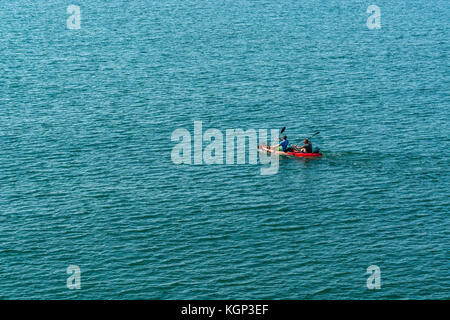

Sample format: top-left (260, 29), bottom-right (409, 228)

top-left (267, 127), bottom-right (286, 150)
top-left (306, 131), bottom-right (320, 140)
top-left (293, 131), bottom-right (320, 150)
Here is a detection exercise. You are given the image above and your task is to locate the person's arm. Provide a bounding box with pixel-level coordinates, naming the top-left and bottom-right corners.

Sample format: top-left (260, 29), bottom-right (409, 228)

top-left (271, 144), bottom-right (280, 150)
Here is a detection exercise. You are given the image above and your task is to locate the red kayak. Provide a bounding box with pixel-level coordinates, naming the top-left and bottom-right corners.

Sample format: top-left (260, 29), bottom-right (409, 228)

top-left (258, 145), bottom-right (322, 157)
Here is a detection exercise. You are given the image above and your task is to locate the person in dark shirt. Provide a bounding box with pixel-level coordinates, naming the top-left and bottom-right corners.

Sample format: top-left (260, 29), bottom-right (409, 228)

top-left (296, 139), bottom-right (313, 153)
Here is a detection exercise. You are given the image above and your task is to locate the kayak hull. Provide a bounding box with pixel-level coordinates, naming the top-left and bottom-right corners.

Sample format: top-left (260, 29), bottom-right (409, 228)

top-left (258, 145), bottom-right (322, 158)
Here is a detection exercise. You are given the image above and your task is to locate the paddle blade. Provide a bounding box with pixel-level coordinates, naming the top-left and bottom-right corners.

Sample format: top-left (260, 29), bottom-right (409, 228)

top-left (280, 127), bottom-right (286, 134)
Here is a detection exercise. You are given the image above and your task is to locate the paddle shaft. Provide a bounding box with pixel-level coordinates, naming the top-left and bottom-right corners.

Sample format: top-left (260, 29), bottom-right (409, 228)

top-left (306, 131), bottom-right (320, 140)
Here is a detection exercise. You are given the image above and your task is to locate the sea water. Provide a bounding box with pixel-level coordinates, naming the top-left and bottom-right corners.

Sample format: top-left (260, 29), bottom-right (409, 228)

top-left (0, 0), bottom-right (448, 299)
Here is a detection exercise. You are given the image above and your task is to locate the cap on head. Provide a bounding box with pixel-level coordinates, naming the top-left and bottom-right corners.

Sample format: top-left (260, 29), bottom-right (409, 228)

top-left (283, 135), bottom-right (287, 140)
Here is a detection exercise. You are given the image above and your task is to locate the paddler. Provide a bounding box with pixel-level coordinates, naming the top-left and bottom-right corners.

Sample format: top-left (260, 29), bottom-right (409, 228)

top-left (278, 136), bottom-right (293, 152)
top-left (296, 138), bottom-right (313, 153)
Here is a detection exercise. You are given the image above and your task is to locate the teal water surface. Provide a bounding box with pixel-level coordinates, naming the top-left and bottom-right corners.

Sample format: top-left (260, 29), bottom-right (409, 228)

top-left (0, 0), bottom-right (449, 299)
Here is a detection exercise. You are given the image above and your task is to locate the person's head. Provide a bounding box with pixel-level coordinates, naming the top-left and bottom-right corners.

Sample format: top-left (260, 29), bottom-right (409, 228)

top-left (283, 135), bottom-right (287, 140)
top-left (304, 139), bottom-right (309, 144)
